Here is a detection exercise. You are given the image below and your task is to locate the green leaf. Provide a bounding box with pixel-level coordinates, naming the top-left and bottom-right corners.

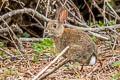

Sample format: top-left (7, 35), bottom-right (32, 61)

top-left (33, 56), bottom-right (39, 62)
top-left (88, 0), bottom-right (92, 3)
top-left (40, 39), bottom-right (53, 47)
top-left (66, 64), bottom-right (74, 70)
top-left (15, 50), bottom-right (20, 55)
top-left (1, 50), bottom-right (5, 58)
top-left (11, 70), bottom-right (18, 75)
top-left (73, 62), bottom-right (80, 67)
top-left (91, 36), bottom-right (98, 43)
top-left (16, 34), bottom-right (21, 38)
top-left (107, 20), bottom-right (116, 26)
top-left (2, 75), bottom-right (6, 80)
top-left (90, 21), bottom-right (95, 26)
top-left (98, 21), bottom-right (104, 27)
top-left (5, 70), bottom-right (11, 75)
top-left (23, 32), bottom-right (30, 38)
top-left (109, 2), bottom-right (115, 8)
top-left (74, 74), bottom-right (80, 78)
top-left (0, 42), bottom-right (4, 47)
top-left (110, 73), bottom-right (120, 80)
top-left (113, 61), bottom-right (120, 67)
top-left (32, 39), bottom-right (54, 56)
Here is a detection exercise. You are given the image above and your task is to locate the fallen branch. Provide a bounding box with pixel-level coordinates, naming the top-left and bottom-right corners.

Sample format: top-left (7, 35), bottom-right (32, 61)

top-left (1, 8), bottom-right (119, 40)
top-left (39, 58), bottom-right (69, 80)
top-left (0, 48), bottom-right (15, 57)
top-left (32, 46), bottom-right (70, 80)
top-left (106, 0), bottom-right (120, 20)
top-left (0, 24), bottom-right (23, 34)
top-left (19, 38), bottom-right (45, 42)
top-left (0, 8), bottom-right (51, 22)
top-left (1, 8), bottom-right (120, 32)
top-left (64, 24), bottom-right (120, 32)
top-left (0, 48), bottom-right (19, 60)
top-left (1, 8), bottom-right (119, 32)
top-left (0, 16), bottom-right (24, 53)
top-left (89, 31), bottom-right (109, 40)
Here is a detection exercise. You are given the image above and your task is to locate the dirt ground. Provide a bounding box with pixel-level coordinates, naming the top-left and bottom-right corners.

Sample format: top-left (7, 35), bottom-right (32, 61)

top-left (0, 41), bottom-right (120, 80)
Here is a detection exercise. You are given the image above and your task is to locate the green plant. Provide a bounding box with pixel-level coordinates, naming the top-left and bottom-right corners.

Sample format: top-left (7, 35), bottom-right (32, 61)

top-left (109, 2), bottom-right (115, 8)
top-left (97, 20), bottom-right (115, 27)
top-left (33, 56), bottom-right (39, 62)
top-left (91, 35), bottom-right (99, 43)
top-left (107, 20), bottom-right (116, 26)
top-left (33, 39), bottom-right (54, 55)
top-left (32, 39), bottom-right (54, 62)
top-left (2, 70), bottom-right (18, 80)
top-left (110, 61), bottom-right (120, 80)
top-left (113, 61), bottom-right (120, 67)
top-left (0, 42), bottom-right (4, 47)
top-left (14, 50), bottom-right (20, 55)
top-left (88, 0), bottom-right (92, 3)
top-left (110, 73), bottom-right (120, 80)
top-left (98, 21), bottom-right (105, 27)
top-left (23, 32), bottom-right (30, 38)
top-left (0, 50), bottom-right (5, 58)
top-left (90, 21), bottom-right (95, 26)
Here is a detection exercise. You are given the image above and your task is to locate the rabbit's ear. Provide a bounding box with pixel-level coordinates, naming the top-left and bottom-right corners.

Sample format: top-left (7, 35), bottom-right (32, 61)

top-left (56, 7), bottom-right (68, 23)
top-left (59, 8), bottom-right (67, 22)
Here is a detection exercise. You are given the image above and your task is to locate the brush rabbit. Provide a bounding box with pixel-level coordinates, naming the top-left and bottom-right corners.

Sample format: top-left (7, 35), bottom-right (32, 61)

top-left (45, 7), bottom-right (97, 65)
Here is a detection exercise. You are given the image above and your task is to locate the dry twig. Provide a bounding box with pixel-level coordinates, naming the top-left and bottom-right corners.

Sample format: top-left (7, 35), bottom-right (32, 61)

top-left (39, 58), bottom-right (69, 80)
top-left (19, 38), bottom-right (45, 42)
top-left (32, 46), bottom-right (69, 80)
top-left (0, 8), bottom-right (51, 22)
top-left (0, 16), bottom-right (24, 53)
top-left (1, 8), bottom-right (118, 41)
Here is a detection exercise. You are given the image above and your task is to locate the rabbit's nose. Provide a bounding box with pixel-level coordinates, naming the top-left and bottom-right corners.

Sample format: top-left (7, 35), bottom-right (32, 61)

top-left (45, 29), bottom-right (49, 33)
top-left (44, 29), bottom-right (49, 35)
top-left (44, 29), bottom-right (50, 38)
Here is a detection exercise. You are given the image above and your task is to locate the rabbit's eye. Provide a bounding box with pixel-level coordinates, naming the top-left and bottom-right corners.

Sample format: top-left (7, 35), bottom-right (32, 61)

top-left (83, 55), bottom-right (87, 59)
top-left (53, 24), bottom-right (57, 28)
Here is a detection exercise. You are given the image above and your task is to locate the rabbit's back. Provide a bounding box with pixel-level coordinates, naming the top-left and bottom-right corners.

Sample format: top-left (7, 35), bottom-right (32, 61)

top-left (53, 28), bottom-right (96, 53)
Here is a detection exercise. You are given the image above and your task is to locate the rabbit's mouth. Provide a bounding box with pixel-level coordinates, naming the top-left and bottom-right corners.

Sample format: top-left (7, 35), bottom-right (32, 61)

top-left (44, 29), bottom-right (57, 38)
top-left (44, 31), bottom-right (62, 38)
top-left (45, 33), bottom-right (54, 38)
top-left (44, 30), bottom-right (53, 38)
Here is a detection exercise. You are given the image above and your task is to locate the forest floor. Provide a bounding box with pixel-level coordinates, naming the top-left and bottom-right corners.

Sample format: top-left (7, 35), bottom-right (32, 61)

top-left (0, 0), bottom-right (120, 80)
top-left (0, 41), bottom-right (120, 80)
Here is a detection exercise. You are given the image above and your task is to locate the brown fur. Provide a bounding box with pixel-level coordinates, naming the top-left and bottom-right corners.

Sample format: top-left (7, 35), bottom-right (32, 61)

top-left (53, 28), bottom-right (97, 64)
top-left (45, 7), bottom-right (97, 65)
